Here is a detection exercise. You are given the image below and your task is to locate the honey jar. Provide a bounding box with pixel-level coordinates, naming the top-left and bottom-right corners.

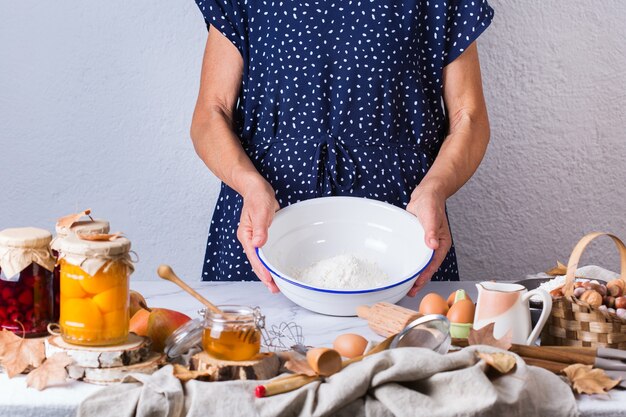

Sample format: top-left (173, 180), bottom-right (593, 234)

top-left (202, 306), bottom-right (263, 361)
top-left (51, 219), bottom-right (110, 322)
top-left (0, 227), bottom-right (56, 337)
top-left (164, 305), bottom-right (265, 362)
top-left (57, 235), bottom-right (134, 346)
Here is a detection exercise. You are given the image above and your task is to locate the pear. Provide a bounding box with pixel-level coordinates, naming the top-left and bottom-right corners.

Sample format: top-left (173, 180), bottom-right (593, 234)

top-left (129, 290), bottom-right (148, 318)
top-left (129, 307), bottom-right (190, 352)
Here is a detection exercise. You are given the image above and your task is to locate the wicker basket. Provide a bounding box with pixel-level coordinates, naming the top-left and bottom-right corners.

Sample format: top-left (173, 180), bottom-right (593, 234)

top-left (541, 232), bottom-right (626, 349)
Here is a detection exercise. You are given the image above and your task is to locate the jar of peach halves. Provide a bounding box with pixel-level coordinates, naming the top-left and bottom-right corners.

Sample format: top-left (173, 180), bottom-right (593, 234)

top-left (57, 235), bottom-right (134, 346)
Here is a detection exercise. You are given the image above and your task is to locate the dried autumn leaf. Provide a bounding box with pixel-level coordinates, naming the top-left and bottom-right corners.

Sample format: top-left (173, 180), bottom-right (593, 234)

top-left (477, 351), bottom-right (517, 374)
top-left (56, 209), bottom-right (92, 229)
top-left (546, 261), bottom-right (568, 276)
top-left (281, 351), bottom-right (317, 377)
top-left (468, 323), bottom-right (513, 351)
top-left (76, 232), bottom-right (124, 242)
top-left (172, 364), bottom-right (213, 382)
top-left (26, 353), bottom-right (73, 391)
top-left (0, 329), bottom-right (46, 378)
top-left (563, 364), bottom-right (620, 395)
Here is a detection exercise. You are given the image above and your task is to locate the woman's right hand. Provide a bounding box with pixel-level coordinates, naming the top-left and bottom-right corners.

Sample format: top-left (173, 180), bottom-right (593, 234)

top-left (237, 178), bottom-right (281, 293)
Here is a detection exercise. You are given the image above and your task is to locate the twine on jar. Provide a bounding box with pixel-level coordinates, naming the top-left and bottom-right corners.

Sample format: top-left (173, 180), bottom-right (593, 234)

top-left (0, 246), bottom-right (56, 280)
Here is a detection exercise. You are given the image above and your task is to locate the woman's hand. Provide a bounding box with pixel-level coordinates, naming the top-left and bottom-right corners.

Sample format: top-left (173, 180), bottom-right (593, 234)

top-left (405, 185), bottom-right (452, 297)
top-left (237, 178), bottom-right (281, 293)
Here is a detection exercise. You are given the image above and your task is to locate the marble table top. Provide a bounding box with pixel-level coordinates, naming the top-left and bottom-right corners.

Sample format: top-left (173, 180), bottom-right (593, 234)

top-left (0, 280), bottom-right (624, 417)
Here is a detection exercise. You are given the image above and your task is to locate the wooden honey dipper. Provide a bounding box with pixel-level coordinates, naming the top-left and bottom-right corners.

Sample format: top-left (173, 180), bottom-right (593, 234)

top-left (157, 265), bottom-right (258, 344)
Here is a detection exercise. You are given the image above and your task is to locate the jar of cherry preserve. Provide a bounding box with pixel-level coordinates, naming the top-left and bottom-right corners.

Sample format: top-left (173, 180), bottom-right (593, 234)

top-left (57, 235), bottom-right (133, 346)
top-left (0, 227), bottom-right (56, 337)
top-left (51, 219), bottom-right (110, 321)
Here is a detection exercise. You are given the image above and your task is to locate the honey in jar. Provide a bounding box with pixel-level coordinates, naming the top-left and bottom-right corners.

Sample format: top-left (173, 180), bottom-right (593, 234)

top-left (202, 306), bottom-right (263, 361)
top-left (57, 235), bottom-right (133, 346)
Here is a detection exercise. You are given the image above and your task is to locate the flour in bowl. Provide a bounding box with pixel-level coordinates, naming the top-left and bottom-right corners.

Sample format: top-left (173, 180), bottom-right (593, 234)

top-left (293, 254), bottom-right (390, 289)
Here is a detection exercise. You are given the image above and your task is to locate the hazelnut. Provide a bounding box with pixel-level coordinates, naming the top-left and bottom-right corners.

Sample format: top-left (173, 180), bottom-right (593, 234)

top-left (617, 308), bottom-right (626, 320)
top-left (607, 280), bottom-right (624, 297)
top-left (583, 282), bottom-right (607, 296)
top-left (580, 290), bottom-right (603, 307)
top-left (604, 295), bottom-right (616, 309)
top-left (615, 296), bottom-right (626, 310)
top-left (550, 287), bottom-right (564, 298)
top-left (573, 287), bottom-right (586, 298)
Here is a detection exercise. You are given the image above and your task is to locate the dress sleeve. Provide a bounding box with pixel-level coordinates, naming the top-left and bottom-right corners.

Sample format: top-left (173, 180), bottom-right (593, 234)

top-left (443, 0), bottom-right (494, 66)
top-left (194, 0), bottom-right (246, 55)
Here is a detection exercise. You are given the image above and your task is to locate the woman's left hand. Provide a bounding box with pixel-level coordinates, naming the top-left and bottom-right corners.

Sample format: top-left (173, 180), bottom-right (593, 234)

top-left (405, 186), bottom-right (452, 297)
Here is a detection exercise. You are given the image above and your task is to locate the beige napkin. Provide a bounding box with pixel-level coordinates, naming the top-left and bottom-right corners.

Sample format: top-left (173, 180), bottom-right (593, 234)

top-left (77, 346), bottom-right (577, 417)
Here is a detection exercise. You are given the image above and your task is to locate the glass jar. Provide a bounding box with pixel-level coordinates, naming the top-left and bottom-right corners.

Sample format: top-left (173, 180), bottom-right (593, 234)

top-left (51, 219), bottom-right (110, 322)
top-left (57, 235), bottom-right (133, 346)
top-left (202, 306), bottom-right (263, 361)
top-left (164, 305), bottom-right (265, 362)
top-left (0, 227), bottom-right (56, 337)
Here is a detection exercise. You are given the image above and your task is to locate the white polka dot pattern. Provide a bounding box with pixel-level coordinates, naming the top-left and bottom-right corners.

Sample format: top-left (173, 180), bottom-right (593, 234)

top-left (194, 0), bottom-right (494, 282)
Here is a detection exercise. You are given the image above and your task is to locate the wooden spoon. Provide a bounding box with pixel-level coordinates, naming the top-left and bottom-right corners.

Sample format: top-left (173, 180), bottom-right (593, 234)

top-left (157, 265), bottom-right (222, 313)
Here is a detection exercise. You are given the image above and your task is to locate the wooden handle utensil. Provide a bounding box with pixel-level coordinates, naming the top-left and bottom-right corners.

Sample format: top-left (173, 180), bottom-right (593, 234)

top-left (357, 302), bottom-right (421, 337)
top-left (256, 334), bottom-right (397, 398)
top-left (157, 265), bottom-right (222, 314)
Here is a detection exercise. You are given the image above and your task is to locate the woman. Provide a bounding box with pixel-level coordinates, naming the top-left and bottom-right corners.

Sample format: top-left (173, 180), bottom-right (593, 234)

top-left (191, 0), bottom-right (493, 296)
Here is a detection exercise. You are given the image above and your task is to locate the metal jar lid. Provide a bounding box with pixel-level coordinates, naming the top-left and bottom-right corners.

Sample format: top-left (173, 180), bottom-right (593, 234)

top-left (164, 316), bottom-right (205, 359)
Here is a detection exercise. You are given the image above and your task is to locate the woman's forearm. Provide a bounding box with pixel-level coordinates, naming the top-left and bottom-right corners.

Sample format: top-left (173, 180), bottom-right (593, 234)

top-left (190, 27), bottom-right (269, 198)
top-left (417, 42), bottom-right (490, 199)
top-left (418, 108), bottom-right (490, 199)
top-left (190, 107), bottom-right (268, 197)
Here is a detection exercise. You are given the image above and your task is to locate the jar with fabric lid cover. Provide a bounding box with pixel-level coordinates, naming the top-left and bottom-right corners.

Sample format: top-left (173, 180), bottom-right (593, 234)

top-left (0, 227), bottom-right (56, 337)
top-left (51, 219), bottom-right (110, 321)
top-left (57, 235), bottom-right (134, 346)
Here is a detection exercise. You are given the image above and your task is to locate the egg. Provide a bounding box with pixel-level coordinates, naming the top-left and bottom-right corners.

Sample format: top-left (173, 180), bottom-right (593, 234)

top-left (446, 299), bottom-right (475, 324)
top-left (419, 293), bottom-right (449, 315)
top-left (333, 333), bottom-right (368, 358)
top-left (447, 290), bottom-right (473, 307)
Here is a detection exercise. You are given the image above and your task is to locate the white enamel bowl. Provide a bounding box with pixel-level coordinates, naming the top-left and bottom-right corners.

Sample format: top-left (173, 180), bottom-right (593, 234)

top-left (257, 197), bottom-right (434, 316)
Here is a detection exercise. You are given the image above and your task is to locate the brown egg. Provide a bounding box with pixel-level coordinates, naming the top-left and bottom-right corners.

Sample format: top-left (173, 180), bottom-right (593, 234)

top-left (419, 293), bottom-right (449, 315)
top-left (333, 333), bottom-right (368, 358)
top-left (446, 299), bottom-right (475, 324)
top-left (447, 290), bottom-right (472, 307)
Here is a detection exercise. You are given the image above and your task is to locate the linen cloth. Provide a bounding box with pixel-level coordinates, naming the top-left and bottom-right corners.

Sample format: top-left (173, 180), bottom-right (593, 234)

top-left (77, 345), bottom-right (577, 417)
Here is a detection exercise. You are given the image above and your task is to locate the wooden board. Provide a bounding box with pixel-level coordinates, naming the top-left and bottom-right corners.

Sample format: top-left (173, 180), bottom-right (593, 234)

top-left (45, 334), bottom-right (152, 368)
top-left (69, 352), bottom-right (165, 385)
top-left (190, 351), bottom-right (279, 381)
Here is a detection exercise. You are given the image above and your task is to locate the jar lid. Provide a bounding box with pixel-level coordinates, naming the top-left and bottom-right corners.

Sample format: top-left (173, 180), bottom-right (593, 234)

top-left (55, 219), bottom-right (110, 238)
top-left (164, 317), bottom-right (204, 358)
top-left (0, 227), bottom-right (52, 249)
top-left (57, 234), bottom-right (131, 257)
top-left (0, 227), bottom-right (55, 279)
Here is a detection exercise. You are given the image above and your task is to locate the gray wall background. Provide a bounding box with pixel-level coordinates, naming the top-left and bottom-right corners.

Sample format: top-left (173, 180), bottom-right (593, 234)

top-left (1, 1), bottom-right (624, 282)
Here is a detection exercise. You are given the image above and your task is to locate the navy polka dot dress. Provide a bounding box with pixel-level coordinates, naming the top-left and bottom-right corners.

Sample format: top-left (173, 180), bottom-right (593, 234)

top-left (194, 0), bottom-right (493, 282)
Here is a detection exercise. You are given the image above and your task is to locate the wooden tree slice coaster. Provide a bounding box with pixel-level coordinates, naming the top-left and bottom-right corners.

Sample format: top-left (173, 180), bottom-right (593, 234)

top-left (45, 333), bottom-right (152, 369)
top-left (70, 352), bottom-right (166, 385)
top-left (190, 351), bottom-right (280, 381)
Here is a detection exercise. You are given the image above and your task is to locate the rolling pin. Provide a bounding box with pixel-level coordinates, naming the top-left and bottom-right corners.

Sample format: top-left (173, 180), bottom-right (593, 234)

top-left (357, 302), bottom-right (422, 337)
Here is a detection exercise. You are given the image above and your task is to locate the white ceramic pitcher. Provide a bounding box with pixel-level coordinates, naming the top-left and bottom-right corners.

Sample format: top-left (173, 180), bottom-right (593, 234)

top-left (473, 282), bottom-right (552, 345)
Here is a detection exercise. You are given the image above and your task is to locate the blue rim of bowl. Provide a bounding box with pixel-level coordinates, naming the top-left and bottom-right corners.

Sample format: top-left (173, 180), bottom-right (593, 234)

top-left (255, 197), bottom-right (435, 294)
top-left (256, 248), bottom-right (434, 294)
